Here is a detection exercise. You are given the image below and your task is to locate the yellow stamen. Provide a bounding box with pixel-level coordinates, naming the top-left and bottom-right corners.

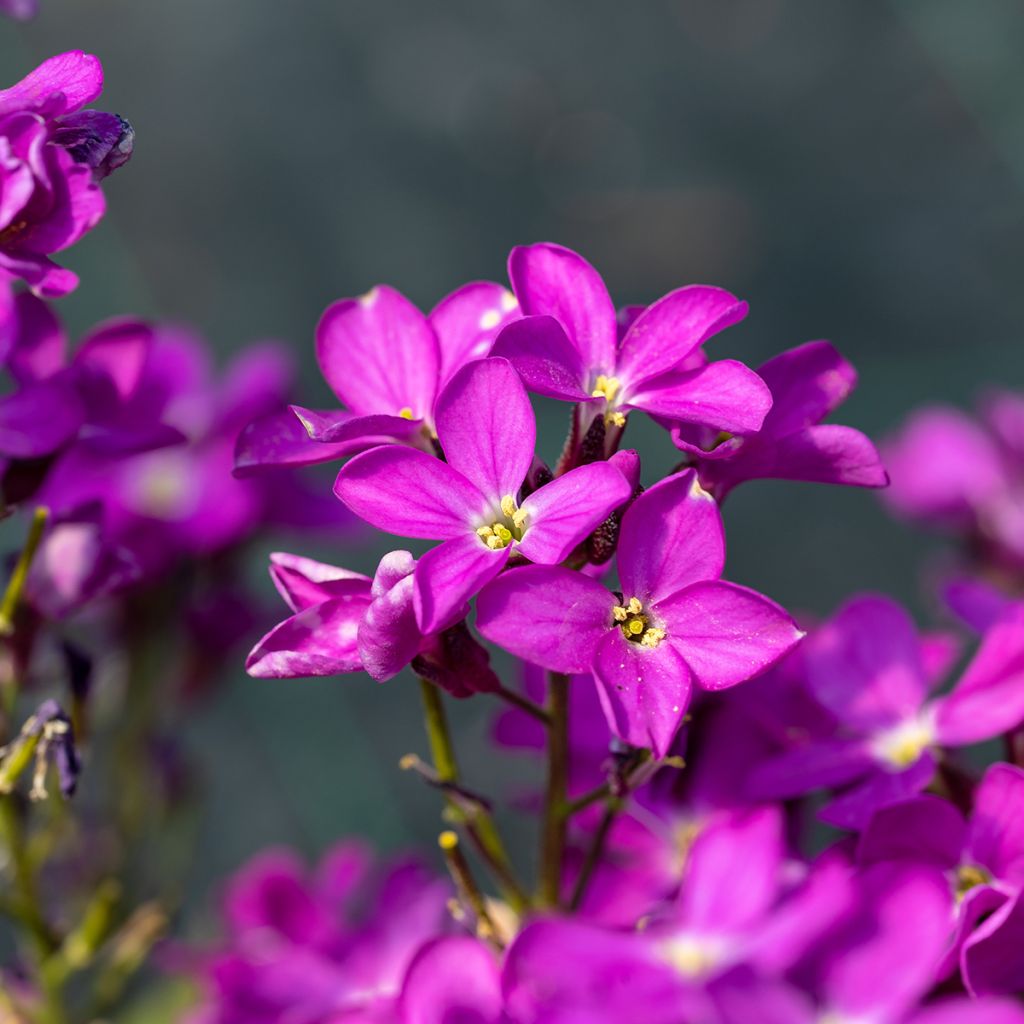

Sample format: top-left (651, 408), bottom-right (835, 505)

top-left (591, 374), bottom-right (621, 402)
top-left (500, 495), bottom-right (516, 518)
top-left (607, 410), bottom-right (627, 428)
top-left (641, 628), bottom-right (666, 648)
top-left (956, 864), bottom-right (991, 898)
top-left (613, 596), bottom-right (665, 648)
top-left (398, 407), bottom-right (414, 420)
top-left (612, 605), bottom-right (628, 622)
top-left (627, 619), bottom-right (644, 636)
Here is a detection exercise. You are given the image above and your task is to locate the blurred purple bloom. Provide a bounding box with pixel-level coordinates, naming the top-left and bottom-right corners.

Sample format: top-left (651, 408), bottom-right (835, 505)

top-left (491, 242), bottom-right (770, 451)
top-left (235, 281), bottom-right (519, 475)
top-left (398, 936), bottom-right (502, 1024)
top-left (0, 0), bottom-right (38, 20)
top-left (0, 52), bottom-right (132, 295)
top-left (478, 470), bottom-right (802, 757)
top-left (335, 357), bottom-right (634, 634)
top-left (755, 595), bottom-right (1024, 829)
top-left (673, 341), bottom-right (888, 499)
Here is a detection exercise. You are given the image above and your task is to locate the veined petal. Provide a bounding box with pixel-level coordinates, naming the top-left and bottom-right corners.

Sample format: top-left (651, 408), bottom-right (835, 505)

top-left (267, 552), bottom-right (371, 613)
top-left (245, 596), bottom-right (372, 678)
top-left (628, 359), bottom-right (771, 435)
top-left (358, 574), bottom-right (421, 681)
top-left (508, 242), bottom-right (617, 375)
top-left (489, 315), bottom-right (590, 401)
top-left (592, 629), bottom-right (692, 757)
top-left (434, 357), bottom-right (535, 500)
top-left (233, 408), bottom-right (354, 477)
top-left (616, 285), bottom-right (747, 388)
top-left (656, 581), bottom-right (803, 691)
top-left (291, 405), bottom-right (425, 445)
top-left (412, 535), bottom-right (508, 634)
top-left (617, 471), bottom-right (724, 605)
top-left (966, 763), bottom-right (1024, 883)
top-left (316, 285), bottom-right (440, 419)
top-left (476, 565), bottom-right (609, 674)
top-left (804, 595), bottom-right (930, 732)
top-left (334, 446), bottom-right (486, 539)
top-left (756, 341), bottom-right (858, 438)
top-left (517, 461), bottom-right (632, 564)
top-left (0, 51), bottom-right (103, 117)
top-left (934, 604), bottom-right (1024, 746)
top-left (429, 281), bottom-right (519, 386)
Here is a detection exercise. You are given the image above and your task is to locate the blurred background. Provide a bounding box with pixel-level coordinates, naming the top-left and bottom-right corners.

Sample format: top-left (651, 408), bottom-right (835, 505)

top-left (2, 0), bottom-right (1022, 924)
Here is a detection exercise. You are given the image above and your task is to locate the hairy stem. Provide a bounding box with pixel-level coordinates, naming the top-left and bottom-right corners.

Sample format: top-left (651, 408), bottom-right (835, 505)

top-left (539, 671), bottom-right (570, 908)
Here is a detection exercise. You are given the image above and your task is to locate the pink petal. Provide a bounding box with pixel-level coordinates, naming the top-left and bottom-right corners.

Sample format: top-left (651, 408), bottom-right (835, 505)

top-left (267, 552), bottom-right (371, 613)
top-left (476, 565), bottom-right (610, 674)
top-left (412, 534), bottom-right (508, 634)
top-left (856, 794), bottom-right (966, 868)
top-left (316, 285), bottom-right (439, 419)
top-left (74, 318), bottom-right (153, 401)
top-left (434, 357), bottom-right (534, 501)
top-left (592, 629), bottom-right (692, 757)
top-left (291, 405), bottom-right (425, 445)
top-left (508, 242), bottom-right (617, 375)
top-left (0, 51), bottom-right (103, 117)
top-left (752, 740), bottom-right (874, 800)
top-left (629, 359), bottom-right (771, 435)
top-left (334, 446), bottom-right (485, 539)
top-left (428, 281), bottom-right (518, 386)
top-left (7, 291), bottom-right (66, 383)
top-left (399, 936), bottom-right (502, 1024)
top-left (517, 461), bottom-right (632, 564)
top-left (233, 408), bottom-right (354, 476)
top-left (358, 573), bottom-right (421, 681)
top-left (966, 763), bottom-right (1024, 884)
top-left (489, 314), bottom-right (590, 401)
top-left (962, 890), bottom-right (1024, 998)
top-left (656, 581), bottom-right (804, 691)
top-left (617, 471), bottom-right (724, 605)
top-left (819, 753), bottom-right (937, 831)
top-left (616, 285), bottom-right (747, 388)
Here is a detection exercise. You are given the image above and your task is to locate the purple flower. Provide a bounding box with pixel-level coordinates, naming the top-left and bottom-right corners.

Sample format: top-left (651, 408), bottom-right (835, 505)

top-left (235, 281), bottom-right (519, 475)
top-left (491, 242), bottom-right (771, 456)
top-left (755, 596), bottom-right (1024, 829)
top-left (0, 52), bottom-right (133, 296)
top-left (0, 0), bottom-right (38, 20)
top-left (398, 936), bottom-right (502, 1024)
top-left (858, 763), bottom-right (1024, 997)
top-left (334, 356), bottom-right (634, 634)
top-left (477, 470), bottom-right (802, 757)
top-left (673, 341), bottom-right (888, 499)
top-left (247, 550), bottom-right (500, 696)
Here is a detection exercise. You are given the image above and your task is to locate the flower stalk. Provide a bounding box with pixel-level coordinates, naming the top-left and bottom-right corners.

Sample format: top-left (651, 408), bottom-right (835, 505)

top-left (539, 671), bottom-right (570, 908)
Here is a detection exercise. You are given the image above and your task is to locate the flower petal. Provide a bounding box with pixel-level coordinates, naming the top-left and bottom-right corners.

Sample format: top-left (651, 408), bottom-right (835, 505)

top-left (966, 763), bottom-right (1024, 884)
top-left (434, 357), bottom-right (534, 501)
top-left (508, 242), bottom-right (617, 375)
top-left (233, 408), bottom-right (354, 476)
top-left (291, 405), bottom-right (426, 447)
top-left (856, 794), bottom-right (966, 868)
top-left (629, 359), bottom-right (771, 435)
top-left (934, 604), bottom-right (1024, 746)
top-left (616, 285), bottom-right (747, 388)
top-left (476, 565), bottom-right (609, 674)
top-left (819, 753), bottom-right (937, 832)
top-left (316, 285), bottom-right (439, 418)
top-left (429, 281), bottom-right (518, 386)
top-left (399, 936), bottom-right (502, 1024)
top-left (0, 378), bottom-right (83, 457)
top-left (751, 740), bottom-right (874, 800)
top-left (517, 461), bottom-right (633, 564)
top-left (358, 574), bottom-right (421, 681)
top-left (489, 315), bottom-right (590, 401)
top-left (412, 534), bottom-right (508, 634)
top-left (617, 471), bottom-right (724, 605)
top-left (268, 552), bottom-right (370, 613)
top-left (245, 596), bottom-right (372, 678)
top-left (0, 51), bottom-right (103, 117)
top-left (962, 890), bottom-right (1024, 998)
top-left (593, 629), bottom-right (692, 757)
top-left (334, 446), bottom-right (485, 539)
top-left (656, 581), bottom-right (803, 691)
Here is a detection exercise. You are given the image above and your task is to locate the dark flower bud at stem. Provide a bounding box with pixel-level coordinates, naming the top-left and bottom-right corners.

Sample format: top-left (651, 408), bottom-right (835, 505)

top-left (52, 111), bottom-right (135, 180)
top-left (578, 414), bottom-right (607, 466)
top-left (412, 621), bottom-right (500, 698)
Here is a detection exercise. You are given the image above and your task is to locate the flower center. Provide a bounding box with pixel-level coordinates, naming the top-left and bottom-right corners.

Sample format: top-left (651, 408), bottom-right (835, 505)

top-left (955, 863), bottom-right (991, 899)
top-left (0, 219), bottom-right (28, 247)
top-left (476, 494), bottom-right (527, 551)
top-left (871, 717), bottom-right (934, 769)
top-left (398, 407), bottom-right (414, 419)
top-left (611, 597), bottom-right (666, 647)
top-left (659, 935), bottom-right (724, 979)
top-left (591, 374), bottom-right (626, 428)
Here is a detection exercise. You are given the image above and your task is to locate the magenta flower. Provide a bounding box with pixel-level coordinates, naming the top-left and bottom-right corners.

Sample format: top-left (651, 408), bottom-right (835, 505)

top-left (0, 52), bottom-right (133, 296)
top-left (334, 356), bottom-right (634, 634)
top-left (234, 281), bottom-right (519, 474)
top-left (477, 470), bottom-right (802, 757)
top-left (490, 242), bottom-right (771, 452)
top-left (247, 550), bottom-right (500, 696)
top-left (755, 596), bottom-right (1024, 829)
top-left (399, 936), bottom-right (502, 1024)
top-left (673, 341), bottom-right (888, 499)
top-left (0, 0), bottom-right (36, 20)
top-left (858, 764), bottom-right (1024, 998)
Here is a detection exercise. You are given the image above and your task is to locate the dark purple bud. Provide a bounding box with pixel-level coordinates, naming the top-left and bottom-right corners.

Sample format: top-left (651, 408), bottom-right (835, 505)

top-left (412, 621), bottom-right (500, 699)
top-left (586, 513), bottom-right (619, 565)
top-left (52, 111), bottom-right (135, 180)
top-left (521, 457), bottom-right (553, 498)
top-left (578, 414), bottom-right (606, 466)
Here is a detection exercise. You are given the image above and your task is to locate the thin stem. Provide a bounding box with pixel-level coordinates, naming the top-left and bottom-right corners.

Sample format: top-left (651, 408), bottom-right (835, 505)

top-left (539, 671), bottom-right (570, 908)
top-left (569, 797), bottom-right (623, 911)
top-left (564, 781), bottom-right (611, 817)
top-left (416, 678), bottom-right (527, 913)
top-left (493, 685), bottom-right (550, 725)
top-left (438, 830), bottom-right (503, 951)
top-left (0, 506), bottom-right (49, 637)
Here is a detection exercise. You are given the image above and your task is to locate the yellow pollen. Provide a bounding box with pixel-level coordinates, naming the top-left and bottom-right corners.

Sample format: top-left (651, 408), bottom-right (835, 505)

top-left (606, 410), bottom-right (627, 427)
top-left (500, 495), bottom-right (516, 518)
top-left (641, 628), bottom-right (666, 648)
top-left (591, 374), bottom-right (621, 402)
top-left (627, 619), bottom-right (645, 636)
top-left (398, 407), bottom-right (414, 419)
top-left (613, 597), bottom-right (665, 647)
top-left (956, 864), bottom-right (991, 898)
top-left (873, 718), bottom-right (934, 770)
top-left (626, 597), bottom-right (643, 615)
top-left (660, 936), bottom-right (721, 978)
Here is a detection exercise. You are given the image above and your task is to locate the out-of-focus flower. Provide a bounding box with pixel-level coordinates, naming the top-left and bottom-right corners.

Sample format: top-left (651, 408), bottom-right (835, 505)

top-left (335, 357), bottom-right (633, 634)
top-left (0, 52), bottom-right (133, 295)
top-left (755, 595), bottom-right (1024, 829)
top-left (491, 241), bottom-right (770, 460)
top-left (478, 470), bottom-right (802, 757)
top-left (0, 0), bottom-right (38, 21)
top-left (234, 281), bottom-right (519, 475)
top-left (673, 340), bottom-right (888, 499)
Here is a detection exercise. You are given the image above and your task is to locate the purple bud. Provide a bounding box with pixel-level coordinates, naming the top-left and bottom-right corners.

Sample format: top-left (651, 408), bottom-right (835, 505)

top-left (52, 111), bottom-right (135, 180)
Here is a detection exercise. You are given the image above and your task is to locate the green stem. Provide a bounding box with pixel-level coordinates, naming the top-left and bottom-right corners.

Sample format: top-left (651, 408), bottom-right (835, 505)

top-left (564, 781), bottom-right (611, 817)
top-left (539, 671), bottom-right (569, 908)
top-left (416, 678), bottom-right (527, 913)
top-left (0, 506), bottom-right (49, 637)
top-left (494, 684), bottom-right (550, 725)
top-left (569, 797), bottom-right (623, 911)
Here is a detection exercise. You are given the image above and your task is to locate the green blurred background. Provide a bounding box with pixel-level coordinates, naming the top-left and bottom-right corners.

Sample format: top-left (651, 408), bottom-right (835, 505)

top-left (2, 0), bottom-right (1022, 916)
